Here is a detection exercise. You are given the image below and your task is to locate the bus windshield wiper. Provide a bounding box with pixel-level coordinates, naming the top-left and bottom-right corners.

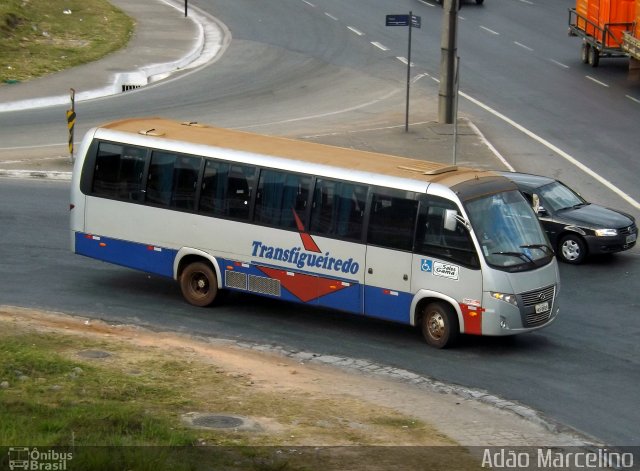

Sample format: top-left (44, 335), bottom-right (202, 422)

top-left (491, 251), bottom-right (534, 264)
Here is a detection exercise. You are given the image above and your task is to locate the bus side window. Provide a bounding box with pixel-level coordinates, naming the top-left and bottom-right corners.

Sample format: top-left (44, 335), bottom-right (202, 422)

top-left (254, 169), bottom-right (311, 229)
top-left (367, 189), bottom-right (418, 251)
top-left (310, 179), bottom-right (367, 241)
top-left (227, 164), bottom-right (257, 220)
top-left (92, 142), bottom-right (146, 201)
top-left (199, 160), bottom-right (229, 216)
top-left (171, 155), bottom-right (201, 210)
top-left (146, 151), bottom-right (201, 210)
top-left (416, 196), bottom-right (479, 268)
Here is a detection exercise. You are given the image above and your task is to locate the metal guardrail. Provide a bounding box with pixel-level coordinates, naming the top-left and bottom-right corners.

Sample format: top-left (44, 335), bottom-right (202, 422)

top-left (622, 31), bottom-right (640, 61)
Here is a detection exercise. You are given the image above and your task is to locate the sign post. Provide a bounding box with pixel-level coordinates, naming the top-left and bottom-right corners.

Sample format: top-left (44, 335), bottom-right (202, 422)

top-left (385, 13), bottom-right (421, 132)
top-left (66, 88), bottom-right (76, 163)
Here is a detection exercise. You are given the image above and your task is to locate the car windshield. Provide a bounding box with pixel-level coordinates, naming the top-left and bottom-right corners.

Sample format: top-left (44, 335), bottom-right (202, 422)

top-left (537, 180), bottom-right (587, 212)
top-left (465, 190), bottom-right (554, 271)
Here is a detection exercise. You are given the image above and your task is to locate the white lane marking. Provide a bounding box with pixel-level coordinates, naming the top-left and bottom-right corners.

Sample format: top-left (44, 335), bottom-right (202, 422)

top-left (396, 57), bottom-right (414, 66)
top-left (347, 26), bottom-right (364, 36)
top-left (238, 88), bottom-right (402, 130)
top-left (0, 143), bottom-right (67, 150)
top-left (514, 41), bottom-right (533, 51)
top-left (417, 0), bottom-right (436, 7)
top-left (549, 58), bottom-right (570, 69)
top-left (625, 94), bottom-right (640, 104)
top-left (301, 0), bottom-right (315, 6)
top-left (325, 12), bottom-right (338, 21)
top-left (519, 0), bottom-right (534, 4)
top-left (466, 120), bottom-right (515, 172)
top-left (480, 26), bottom-right (500, 35)
top-left (371, 41), bottom-right (389, 51)
top-left (459, 90), bottom-right (640, 209)
top-left (586, 75), bottom-right (609, 87)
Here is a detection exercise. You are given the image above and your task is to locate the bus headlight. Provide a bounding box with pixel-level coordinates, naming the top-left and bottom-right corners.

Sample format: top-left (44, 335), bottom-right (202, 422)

top-left (490, 292), bottom-right (518, 307)
top-left (595, 228), bottom-right (618, 237)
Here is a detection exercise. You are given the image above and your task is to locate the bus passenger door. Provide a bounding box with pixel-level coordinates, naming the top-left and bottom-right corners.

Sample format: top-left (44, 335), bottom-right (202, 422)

top-left (363, 189), bottom-right (419, 323)
top-left (364, 247), bottom-right (413, 322)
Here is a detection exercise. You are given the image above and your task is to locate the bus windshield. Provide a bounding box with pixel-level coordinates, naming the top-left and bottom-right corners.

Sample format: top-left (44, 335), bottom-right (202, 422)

top-left (464, 190), bottom-right (553, 271)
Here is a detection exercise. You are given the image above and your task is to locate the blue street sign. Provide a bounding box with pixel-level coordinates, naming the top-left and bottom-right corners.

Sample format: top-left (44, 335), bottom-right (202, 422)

top-left (386, 14), bottom-right (409, 26)
top-left (385, 14), bottom-right (421, 28)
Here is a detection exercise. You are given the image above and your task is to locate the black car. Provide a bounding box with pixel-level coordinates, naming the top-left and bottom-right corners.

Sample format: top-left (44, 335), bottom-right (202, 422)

top-left (500, 172), bottom-right (637, 264)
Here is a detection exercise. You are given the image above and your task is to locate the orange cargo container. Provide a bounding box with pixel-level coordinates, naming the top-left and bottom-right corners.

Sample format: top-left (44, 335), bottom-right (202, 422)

top-left (635, 0), bottom-right (640, 39)
top-left (574, 0), bottom-right (634, 47)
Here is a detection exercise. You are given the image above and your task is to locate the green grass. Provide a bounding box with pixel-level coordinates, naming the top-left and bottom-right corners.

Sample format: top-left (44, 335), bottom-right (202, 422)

top-left (0, 310), bottom-right (485, 470)
top-left (0, 332), bottom-right (196, 446)
top-left (0, 0), bottom-right (133, 82)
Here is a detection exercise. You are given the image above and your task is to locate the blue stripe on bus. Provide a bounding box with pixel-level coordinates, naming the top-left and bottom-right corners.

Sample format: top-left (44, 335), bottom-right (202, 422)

top-left (364, 285), bottom-right (412, 324)
top-left (75, 232), bottom-right (176, 278)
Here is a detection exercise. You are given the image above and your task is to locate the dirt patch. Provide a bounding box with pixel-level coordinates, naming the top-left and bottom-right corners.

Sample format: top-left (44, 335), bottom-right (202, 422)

top-left (0, 305), bottom-right (590, 448)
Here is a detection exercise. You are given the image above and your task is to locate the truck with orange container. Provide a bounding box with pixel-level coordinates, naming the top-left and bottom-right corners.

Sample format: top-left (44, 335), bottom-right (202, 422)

top-left (621, 0), bottom-right (640, 67)
top-left (568, 0), bottom-right (636, 67)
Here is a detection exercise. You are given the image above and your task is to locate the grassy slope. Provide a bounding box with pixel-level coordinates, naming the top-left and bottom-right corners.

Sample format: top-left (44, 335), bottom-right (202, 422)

top-left (0, 0), bottom-right (133, 83)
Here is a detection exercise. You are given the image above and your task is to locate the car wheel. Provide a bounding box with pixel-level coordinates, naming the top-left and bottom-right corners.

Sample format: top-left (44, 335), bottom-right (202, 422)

top-left (558, 234), bottom-right (587, 264)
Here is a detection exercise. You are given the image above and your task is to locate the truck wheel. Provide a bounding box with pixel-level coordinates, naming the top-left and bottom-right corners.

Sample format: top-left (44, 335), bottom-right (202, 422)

top-left (580, 43), bottom-right (590, 64)
top-left (420, 302), bottom-right (459, 349)
top-left (588, 46), bottom-right (599, 67)
top-left (558, 234), bottom-right (587, 264)
top-left (180, 262), bottom-right (218, 306)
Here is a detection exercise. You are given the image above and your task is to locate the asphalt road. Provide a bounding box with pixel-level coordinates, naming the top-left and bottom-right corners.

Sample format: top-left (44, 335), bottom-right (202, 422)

top-left (1, 179), bottom-right (639, 446)
top-left (0, 0), bottom-right (639, 447)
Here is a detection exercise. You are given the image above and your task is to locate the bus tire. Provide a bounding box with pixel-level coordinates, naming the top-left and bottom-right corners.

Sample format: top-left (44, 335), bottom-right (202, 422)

top-left (180, 261), bottom-right (218, 307)
top-left (421, 302), bottom-right (459, 349)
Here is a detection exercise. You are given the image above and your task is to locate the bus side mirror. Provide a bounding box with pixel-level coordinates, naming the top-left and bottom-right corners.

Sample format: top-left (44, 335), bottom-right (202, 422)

top-left (444, 209), bottom-right (458, 232)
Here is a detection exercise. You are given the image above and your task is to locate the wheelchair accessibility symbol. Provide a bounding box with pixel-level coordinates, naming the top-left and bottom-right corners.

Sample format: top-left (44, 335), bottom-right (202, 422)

top-left (421, 259), bottom-right (432, 272)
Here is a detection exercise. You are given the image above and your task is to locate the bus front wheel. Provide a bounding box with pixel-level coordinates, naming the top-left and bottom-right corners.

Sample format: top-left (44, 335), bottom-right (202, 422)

top-left (421, 302), bottom-right (459, 348)
top-left (180, 262), bottom-right (218, 307)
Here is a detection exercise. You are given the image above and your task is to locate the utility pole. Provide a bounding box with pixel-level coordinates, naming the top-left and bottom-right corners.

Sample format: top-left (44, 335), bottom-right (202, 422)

top-left (438, 0), bottom-right (459, 124)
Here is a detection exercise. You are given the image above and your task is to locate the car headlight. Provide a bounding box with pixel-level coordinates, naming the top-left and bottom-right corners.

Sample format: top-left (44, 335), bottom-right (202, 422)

top-left (490, 292), bottom-right (518, 307)
top-left (595, 228), bottom-right (618, 237)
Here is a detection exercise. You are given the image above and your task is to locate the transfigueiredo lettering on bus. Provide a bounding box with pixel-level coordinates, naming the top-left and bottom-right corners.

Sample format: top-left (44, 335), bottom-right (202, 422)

top-left (251, 241), bottom-right (360, 274)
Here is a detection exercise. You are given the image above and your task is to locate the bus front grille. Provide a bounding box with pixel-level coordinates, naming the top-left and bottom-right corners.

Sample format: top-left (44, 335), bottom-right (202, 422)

top-left (519, 284), bottom-right (556, 327)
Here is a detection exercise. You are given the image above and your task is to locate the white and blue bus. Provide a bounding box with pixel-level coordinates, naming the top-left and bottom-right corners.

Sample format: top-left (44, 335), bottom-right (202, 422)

top-left (70, 117), bottom-right (559, 348)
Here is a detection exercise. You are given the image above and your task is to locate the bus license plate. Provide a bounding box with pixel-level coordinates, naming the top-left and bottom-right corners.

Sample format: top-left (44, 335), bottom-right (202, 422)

top-left (535, 302), bottom-right (549, 314)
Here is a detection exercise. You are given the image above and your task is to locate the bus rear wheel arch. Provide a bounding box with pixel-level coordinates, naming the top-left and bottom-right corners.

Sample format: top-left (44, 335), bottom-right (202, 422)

top-left (419, 301), bottom-right (459, 349)
top-left (179, 261), bottom-right (219, 307)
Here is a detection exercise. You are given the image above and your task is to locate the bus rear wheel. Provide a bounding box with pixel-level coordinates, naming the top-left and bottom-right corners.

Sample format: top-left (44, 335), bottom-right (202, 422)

top-left (180, 262), bottom-right (218, 307)
top-left (421, 302), bottom-right (459, 349)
